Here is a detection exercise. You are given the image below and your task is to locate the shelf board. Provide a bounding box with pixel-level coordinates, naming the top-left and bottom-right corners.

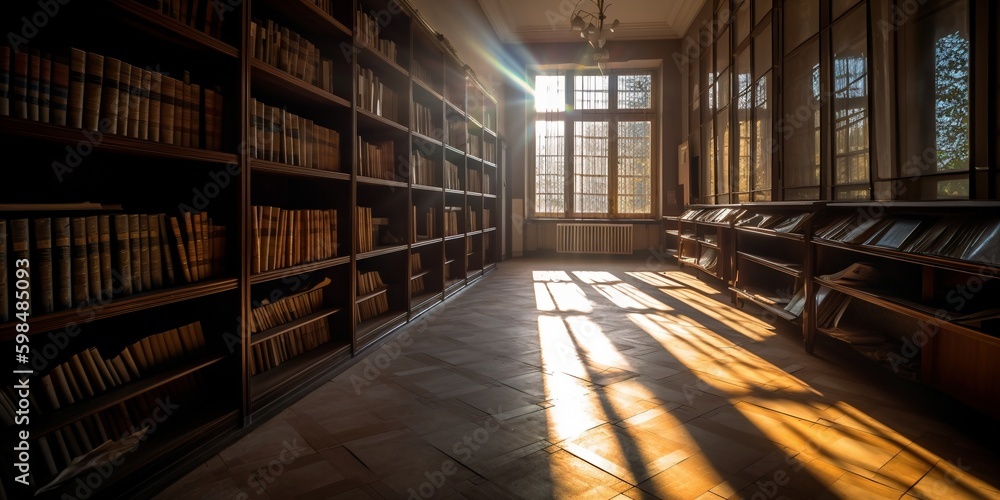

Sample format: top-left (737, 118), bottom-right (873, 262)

top-left (109, 0), bottom-right (239, 58)
top-left (445, 144), bottom-right (466, 156)
top-left (482, 193), bottom-right (497, 199)
top-left (358, 42), bottom-right (410, 77)
top-left (0, 118), bottom-right (239, 164)
top-left (357, 176), bottom-right (407, 188)
top-left (483, 227), bottom-right (497, 233)
top-left (697, 239), bottom-right (720, 249)
top-left (355, 310), bottom-right (408, 347)
top-left (736, 225), bottom-right (806, 241)
top-left (356, 107), bottom-right (409, 133)
top-left (483, 160), bottom-right (497, 168)
top-left (251, 341), bottom-right (352, 403)
top-left (445, 188), bottom-right (466, 196)
top-left (445, 100), bottom-right (464, 115)
top-left (444, 258), bottom-right (457, 265)
top-left (355, 286), bottom-right (389, 304)
top-left (413, 78), bottom-right (445, 102)
top-left (412, 237), bottom-right (443, 248)
top-left (815, 278), bottom-right (1000, 344)
top-left (250, 307), bottom-right (342, 346)
top-left (813, 238), bottom-right (1000, 278)
top-left (730, 287), bottom-right (799, 322)
top-left (467, 230), bottom-right (483, 236)
top-left (467, 191), bottom-right (483, 198)
top-left (484, 128), bottom-right (498, 137)
top-left (37, 355), bottom-right (225, 437)
top-left (411, 291), bottom-right (442, 312)
top-left (251, 59), bottom-right (351, 109)
top-left (737, 252), bottom-right (804, 278)
top-left (256, 0), bottom-right (352, 38)
top-left (445, 279), bottom-right (465, 294)
top-left (250, 257), bottom-right (351, 284)
top-left (412, 183), bottom-right (444, 192)
top-left (412, 131), bottom-right (443, 147)
top-left (679, 257), bottom-right (721, 279)
top-left (410, 269), bottom-right (433, 281)
top-left (251, 160), bottom-right (350, 181)
top-left (0, 278), bottom-right (237, 341)
top-left (467, 154), bottom-right (484, 164)
top-left (445, 234), bottom-right (465, 241)
top-left (467, 116), bottom-right (484, 130)
top-left (357, 244), bottom-right (408, 260)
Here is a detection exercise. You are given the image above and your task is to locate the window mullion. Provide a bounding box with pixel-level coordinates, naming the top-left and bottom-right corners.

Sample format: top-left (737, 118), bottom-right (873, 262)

top-left (565, 74), bottom-right (575, 217)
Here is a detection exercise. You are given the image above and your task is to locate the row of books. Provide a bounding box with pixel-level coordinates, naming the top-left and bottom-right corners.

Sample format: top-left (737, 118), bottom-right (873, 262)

top-left (443, 207), bottom-right (462, 237)
top-left (0, 46), bottom-right (224, 150)
top-left (249, 280), bottom-right (331, 376)
top-left (467, 171), bottom-right (492, 194)
top-left (484, 209), bottom-right (492, 229)
top-left (137, 0), bottom-right (225, 39)
top-left (356, 9), bottom-right (400, 64)
top-left (250, 19), bottom-right (335, 94)
top-left (250, 207), bottom-right (338, 274)
top-left (467, 208), bottom-right (480, 232)
top-left (4, 373), bottom-right (202, 489)
top-left (444, 160), bottom-right (462, 190)
top-left (413, 101), bottom-right (437, 138)
top-left (468, 137), bottom-right (482, 159)
top-left (411, 152), bottom-right (437, 187)
top-left (358, 137), bottom-right (396, 180)
top-left (410, 253), bottom-right (425, 294)
top-left (413, 206), bottom-right (437, 241)
top-left (356, 270), bottom-right (389, 322)
top-left (358, 66), bottom-right (400, 122)
top-left (356, 207), bottom-right (376, 253)
top-left (483, 142), bottom-right (497, 164)
top-left (680, 207), bottom-right (745, 225)
top-left (0, 213), bottom-right (222, 321)
top-left (412, 61), bottom-right (437, 89)
top-left (250, 98), bottom-right (341, 171)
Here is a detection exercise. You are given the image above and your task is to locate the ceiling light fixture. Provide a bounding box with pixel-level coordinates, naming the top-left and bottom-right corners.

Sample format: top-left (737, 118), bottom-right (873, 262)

top-left (569, 0), bottom-right (619, 62)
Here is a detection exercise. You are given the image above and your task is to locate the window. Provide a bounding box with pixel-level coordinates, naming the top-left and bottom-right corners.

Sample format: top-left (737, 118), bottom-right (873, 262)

top-left (831, 6), bottom-right (870, 200)
top-left (530, 70), bottom-right (656, 218)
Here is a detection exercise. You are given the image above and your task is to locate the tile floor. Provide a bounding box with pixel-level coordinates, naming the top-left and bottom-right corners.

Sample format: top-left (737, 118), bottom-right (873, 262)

top-left (158, 257), bottom-right (1000, 499)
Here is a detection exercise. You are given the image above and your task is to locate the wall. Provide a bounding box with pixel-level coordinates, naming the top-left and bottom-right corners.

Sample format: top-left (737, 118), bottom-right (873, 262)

top-left (502, 39), bottom-right (685, 254)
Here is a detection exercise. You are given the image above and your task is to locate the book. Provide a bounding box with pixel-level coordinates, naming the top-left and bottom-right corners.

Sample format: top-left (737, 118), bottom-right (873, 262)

top-left (169, 216), bottom-right (192, 283)
top-left (101, 57), bottom-right (122, 134)
top-left (51, 57), bottom-right (69, 126)
top-left (27, 49), bottom-right (41, 121)
top-left (112, 214), bottom-right (132, 296)
top-left (34, 218), bottom-right (55, 313)
top-left (11, 50), bottom-right (28, 119)
top-left (160, 76), bottom-right (175, 144)
top-left (9, 220), bottom-right (29, 313)
top-left (85, 216), bottom-right (101, 302)
top-left (83, 52), bottom-right (104, 131)
top-left (128, 214), bottom-right (142, 293)
top-left (98, 215), bottom-right (112, 300)
top-left (149, 215), bottom-right (163, 288)
top-left (139, 214), bottom-right (151, 291)
top-left (127, 66), bottom-right (142, 138)
top-left (866, 218), bottom-right (922, 250)
top-left (158, 214), bottom-right (175, 285)
top-left (39, 53), bottom-right (51, 123)
top-left (68, 48), bottom-right (86, 129)
top-left (149, 71), bottom-right (162, 142)
top-left (53, 217), bottom-right (72, 309)
top-left (69, 218), bottom-right (89, 306)
top-left (139, 69), bottom-right (152, 140)
top-left (117, 62), bottom-right (131, 135)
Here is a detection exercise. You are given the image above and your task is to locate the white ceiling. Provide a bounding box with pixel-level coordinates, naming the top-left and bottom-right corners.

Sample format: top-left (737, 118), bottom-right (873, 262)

top-left (477, 0), bottom-right (706, 43)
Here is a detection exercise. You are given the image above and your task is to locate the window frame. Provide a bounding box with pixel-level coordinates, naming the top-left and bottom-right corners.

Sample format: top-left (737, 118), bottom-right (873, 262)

top-left (528, 69), bottom-right (659, 219)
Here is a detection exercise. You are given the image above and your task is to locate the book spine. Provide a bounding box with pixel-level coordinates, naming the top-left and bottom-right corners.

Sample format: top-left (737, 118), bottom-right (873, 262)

top-left (11, 50), bottom-right (28, 119)
top-left (101, 57), bottom-right (121, 135)
top-left (98, 215), bottom-right (112, 300)
top-left (149, 72), bottom-right (162, 142)
top-left (49, 56), bottom-right (68, 127)
top-left (128, 214), bottom-right (142, 293)
top-left (34, 218), bottom-right (54, 314)
top-left (191, 83), bottom-right (200, 148)
top-left (67, 48), bottom-right (85, 128)
top-left (160, 76), bottom-right (175, 145)
top-left (39, 54), bottom-right (51, 123)
top-left (27, 50), bottom-right (40, 121)
top-left (139, 69), bottom-right (152, 140)
top-left (149, 214), bottom-right (162, 288)
top-left (180, 73), bottom-right (191, 147)
top-left (85, 216), bottom-right (101, 303)
top-left (83, 52), bottom-right (104, 131)
top-left (112, 214), bottom-right (132, 296)
top-left (70, 217), bottom-right (88, 306)
top-left (139, 214), bottom-right (151, 291)
top-left (127, 67), bottom-right (142, 138)
top-left (52, 217), bottom-right (71, 309)
top-left (117, 63), bottom-right (131, 135)
top-left (169, 216), bottom-right (192, 283)
top-left (158, 214), bottom-right (175, 285)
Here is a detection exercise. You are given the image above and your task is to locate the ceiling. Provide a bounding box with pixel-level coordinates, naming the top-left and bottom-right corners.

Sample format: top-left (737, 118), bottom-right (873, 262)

top-left (477, 0), bottom-right (706, 44)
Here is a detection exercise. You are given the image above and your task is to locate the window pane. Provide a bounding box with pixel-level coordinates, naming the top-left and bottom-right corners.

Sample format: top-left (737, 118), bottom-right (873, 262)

top-left (574, 75), bottom-right (609, 110)
top-left (618, 74), bottom-right (652, 109)
top-left (753, 72), bottom-right (772, 200)
top-left (736, 46), bottom-right (752, 96)
top-left (716, 108), bottom-right (731, 199)
top-left (832, 0), bottom-right (863, 20)
top-left (754, 0), bottom-right (771, 26)
top-left (618, 121), bottom-right (653, 214)
top-left (832, 7), bottom-right (870, 197)
top-left (535, 75), bottom-right (566, 112)
top-left (716, 67), bottom-right (731, 110)
top-left (736, 1), bottom-right (751, 45)
top-left (784, 0), bottom-right (818, 54)
top-left (754, 22), bottom-right (772, 78)
top-left (782, 39), bottom-right (821, 192)
top-left (535, 120), bottom-right (565, 215)
top-left (716, 27), bottom-right (730, 71)
top-left (574, 121), bottom-right (609, 214)
top-left (736, 46), bottom-right (752, 196)
top-left (703, 120), bottom-right (716, 201)
top-left (899, 0), bottom-right (969, 183)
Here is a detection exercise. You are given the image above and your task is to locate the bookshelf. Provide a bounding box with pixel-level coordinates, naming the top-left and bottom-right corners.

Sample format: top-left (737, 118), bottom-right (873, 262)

top-left (666, 202), bottom-right (1000, 419)
top-left (0, 0), bottom-right (504, 497)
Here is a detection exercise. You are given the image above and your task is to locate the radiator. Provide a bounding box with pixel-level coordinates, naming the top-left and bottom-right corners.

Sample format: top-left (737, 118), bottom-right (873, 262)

top-left (556, 223), bottom-right (633, 255)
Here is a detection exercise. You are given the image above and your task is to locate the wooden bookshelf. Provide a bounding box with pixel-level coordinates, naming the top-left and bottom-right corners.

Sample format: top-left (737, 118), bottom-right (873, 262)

top-left (0, 0), bottom-right (504, 496)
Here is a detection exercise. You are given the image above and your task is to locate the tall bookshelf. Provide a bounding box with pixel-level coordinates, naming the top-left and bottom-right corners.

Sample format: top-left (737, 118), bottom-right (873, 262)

top-left (0, 0), bottom-right (503, 498)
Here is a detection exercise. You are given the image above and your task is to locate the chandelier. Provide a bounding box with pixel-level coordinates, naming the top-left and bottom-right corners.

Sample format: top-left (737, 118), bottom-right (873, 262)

top-left (570, 0), bottom-right (620, 62)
